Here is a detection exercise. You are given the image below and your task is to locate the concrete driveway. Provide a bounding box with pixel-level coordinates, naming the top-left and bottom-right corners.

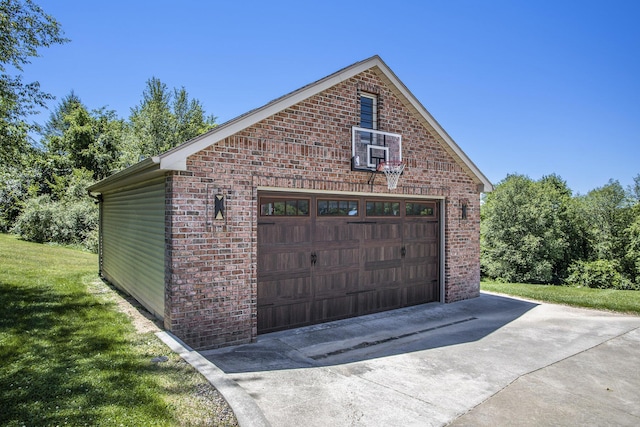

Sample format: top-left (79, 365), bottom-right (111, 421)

top-left (191, 293), bottom-right (640, 426)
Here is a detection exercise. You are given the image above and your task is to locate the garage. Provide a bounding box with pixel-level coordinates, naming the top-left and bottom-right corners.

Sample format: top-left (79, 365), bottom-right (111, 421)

top-left (257, 192), bottom-right (440, 333)
top-left (89, 56), bottom-right (491, 350)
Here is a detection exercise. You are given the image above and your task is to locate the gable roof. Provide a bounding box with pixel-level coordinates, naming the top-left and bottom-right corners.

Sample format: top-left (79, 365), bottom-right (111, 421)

top-left (89, 55), bottom-right (493, 193)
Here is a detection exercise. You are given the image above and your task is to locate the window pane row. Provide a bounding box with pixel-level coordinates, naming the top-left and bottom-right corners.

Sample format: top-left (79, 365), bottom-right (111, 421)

top-left (260, 198), bottom-right (436, 217)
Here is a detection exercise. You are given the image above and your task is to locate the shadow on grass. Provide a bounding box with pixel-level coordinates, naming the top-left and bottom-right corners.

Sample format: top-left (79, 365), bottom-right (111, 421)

top-left (0, 280), bottom-right (178, 426)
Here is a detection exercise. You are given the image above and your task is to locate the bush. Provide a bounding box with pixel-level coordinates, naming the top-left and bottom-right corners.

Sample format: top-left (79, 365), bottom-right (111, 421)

top-left (12, 195), bottom-right (98, 252)
top-left (11, 195), bottom-right (57, 243)
top-left (0, 166), bottom-right (40, 232)
top-left (82, 226), bottom-right (99, 253)
top-left (566, 260), bottom-right (639, 290)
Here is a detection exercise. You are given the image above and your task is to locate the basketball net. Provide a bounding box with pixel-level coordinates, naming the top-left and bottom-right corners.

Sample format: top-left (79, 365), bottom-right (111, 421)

top-left (377, 161), bottom-right (405, 190)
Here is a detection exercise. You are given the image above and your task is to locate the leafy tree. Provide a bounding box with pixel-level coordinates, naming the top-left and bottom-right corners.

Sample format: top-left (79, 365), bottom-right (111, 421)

top-left (0, 0), bottom-right (67, 165)
top-left (625, 205), bottom-right (640, 284)
top-left (123, 77), bottom-right (216, 167)
top-left (575, 179), bottom-right (632, 262)
top-left (127, 77), bottom-right (173, 160)
top-left (481, 174), bottom-right (578, 283)
top-left (172, 86), bottom-right (217, 145)
top-left (44, 99), bottom-right (124, 180)
top-left (41, 91), bottom-right (82, 138)
top-left (628, 174), bottom-right (640, 203)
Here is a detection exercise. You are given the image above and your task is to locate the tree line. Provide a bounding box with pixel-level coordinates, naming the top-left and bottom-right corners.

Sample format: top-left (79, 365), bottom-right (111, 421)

top-left (0, 0), bottom-right (216, 250)
top-left (481, 174), bottom-right (640, 290)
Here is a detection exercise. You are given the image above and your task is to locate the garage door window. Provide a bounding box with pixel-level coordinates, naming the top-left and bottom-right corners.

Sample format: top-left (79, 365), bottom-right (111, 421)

top-left (318, 199), bottom-right (358, 216)
top-left (260, 198), bottom-right (310, 216)
top-left (406, 202), bottom-right (436, 217)
top-left (366, 200), bottom-right (400, 216)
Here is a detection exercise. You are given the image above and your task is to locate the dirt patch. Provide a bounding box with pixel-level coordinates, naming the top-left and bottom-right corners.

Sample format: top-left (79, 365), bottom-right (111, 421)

top-left (87, 278), bottom-right (163, 334)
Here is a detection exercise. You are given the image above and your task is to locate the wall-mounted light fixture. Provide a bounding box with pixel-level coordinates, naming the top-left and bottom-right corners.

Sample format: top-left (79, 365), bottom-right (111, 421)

top-left (460, 199), bottom-right (468, 220)
top-left (214, 194), bottom-right (225, 220)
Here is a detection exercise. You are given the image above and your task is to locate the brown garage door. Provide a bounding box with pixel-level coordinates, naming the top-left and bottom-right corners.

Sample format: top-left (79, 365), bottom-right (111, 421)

top-left (257, 192), bottom-right (439, 333)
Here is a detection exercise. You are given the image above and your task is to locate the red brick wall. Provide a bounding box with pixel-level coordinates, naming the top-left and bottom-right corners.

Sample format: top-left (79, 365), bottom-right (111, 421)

top-left (164, 69), bottom-right (481, 349)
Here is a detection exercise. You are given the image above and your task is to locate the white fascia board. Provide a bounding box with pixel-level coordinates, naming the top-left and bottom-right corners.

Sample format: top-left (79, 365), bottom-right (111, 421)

top-left (158, 156), bottom-right (186, 171)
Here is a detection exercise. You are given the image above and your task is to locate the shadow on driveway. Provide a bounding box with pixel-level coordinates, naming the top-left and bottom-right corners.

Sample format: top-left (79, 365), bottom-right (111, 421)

top-left (202, 293), bottom-right (538, 373)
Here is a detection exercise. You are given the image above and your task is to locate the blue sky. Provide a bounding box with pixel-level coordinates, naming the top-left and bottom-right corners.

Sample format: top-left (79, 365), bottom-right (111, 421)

top-left (22, 0), bottom-right (640, 195)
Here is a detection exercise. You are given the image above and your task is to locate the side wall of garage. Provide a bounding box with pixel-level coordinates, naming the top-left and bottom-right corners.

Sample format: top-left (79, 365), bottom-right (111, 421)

top-left (101, 177), bottom-right (166, 319)
top-left (164, 70), bottom-right (481, 350)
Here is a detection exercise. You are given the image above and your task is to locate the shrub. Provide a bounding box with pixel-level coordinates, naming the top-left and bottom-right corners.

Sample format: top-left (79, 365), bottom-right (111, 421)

top-left (0, 166), bottom-right (40, 232)
top-left (12, 195), bottom-right (98, 252)
top-left (566, 260), bottom-right (639, 290)
top-left (82, 226), bottom-right (99, 253)
top-left (11, 195), bottom-right (57, 243)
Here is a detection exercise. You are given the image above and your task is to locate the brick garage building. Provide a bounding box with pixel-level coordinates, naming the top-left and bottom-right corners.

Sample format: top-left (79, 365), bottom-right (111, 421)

top-left (88, 56), bottom-right (492, 350)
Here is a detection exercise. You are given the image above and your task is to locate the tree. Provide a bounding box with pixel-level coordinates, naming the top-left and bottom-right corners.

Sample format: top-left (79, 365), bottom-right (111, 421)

top-left (0, 0), bottom-right (67, 165)
top-left (625, 205), bottom-right (640, 284)
top-left (41, 91), bottom-right (82, 138)
top-left (172, 86), bottom-right (217, 145)
top-left (481, 174), bottom-right (578, 283)
top-left (628, 174), bottom-right (640, 203)
top-left (123, 77), bottom-right (216, 167)
top-left (128, 77), bottom-right (173, 159)
top-left (576, 179), bottom-right (631, 262)
top-left (44, 99), bottom-right (124, 180)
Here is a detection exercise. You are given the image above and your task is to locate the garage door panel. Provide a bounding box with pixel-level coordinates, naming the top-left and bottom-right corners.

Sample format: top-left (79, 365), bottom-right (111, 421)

top-left (404, 242), bottom-right (427, 259)
top-left (362, 244), bottom-right (402, 262)
top-left (363, 258), bottom-right (402, 270)
top-left (404, 263), bottom-right (429, 280)
top-left (403, 283), bottom-right (436, 305)
top-left (259, 251), bottom-right (310, 275)
top-left (258, 222), bottom-right (311, 245)
top-left (315, 221), bottom-right (361, 243)
top-left (315, 247), bottom-right (359, 268)
top-left (363, 223), bottom-right (402, 240)
top-left (314, 269), bottom-right (359, 296)
top-left (361, 267), bottom-right (402, 290)
top-left (312, 295), bottom-right (357, 322)
top-left (362, 241), bottom-right (402, 294)
top-left (404, 222), bottom-right (438, 241)
top-left (258, 276), bottom-right (312, 303)
top-left (358, 288), bottom-right (401, 314)
top-left (258, 301), bottom-right (312, 333)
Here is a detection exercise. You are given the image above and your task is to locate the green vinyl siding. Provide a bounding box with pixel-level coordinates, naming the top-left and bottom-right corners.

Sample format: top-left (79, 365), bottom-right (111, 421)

top-left (101, 177), bottom-right (165, 319)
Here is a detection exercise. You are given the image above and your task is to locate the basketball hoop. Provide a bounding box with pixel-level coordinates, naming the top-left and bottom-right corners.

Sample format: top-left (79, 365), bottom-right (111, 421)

top-left (377, 161), bottom-right (405, 190)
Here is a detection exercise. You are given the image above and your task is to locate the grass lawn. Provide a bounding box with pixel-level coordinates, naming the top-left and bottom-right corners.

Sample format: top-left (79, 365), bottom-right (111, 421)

top-left (0, 234), bottom-right (237, 426)
top-left (482, 281), bottom-right (640, 315)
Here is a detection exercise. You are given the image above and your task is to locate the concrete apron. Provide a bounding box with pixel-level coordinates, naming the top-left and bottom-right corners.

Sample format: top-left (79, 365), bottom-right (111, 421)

top-left (194, 293), bottom-right (640, 427)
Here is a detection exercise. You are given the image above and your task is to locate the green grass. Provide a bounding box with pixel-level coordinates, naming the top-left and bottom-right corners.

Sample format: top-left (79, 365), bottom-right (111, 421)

top-left (0, 234), bottom-right (237, 426)
top-left (482, 281), bottom-right (640, 315)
